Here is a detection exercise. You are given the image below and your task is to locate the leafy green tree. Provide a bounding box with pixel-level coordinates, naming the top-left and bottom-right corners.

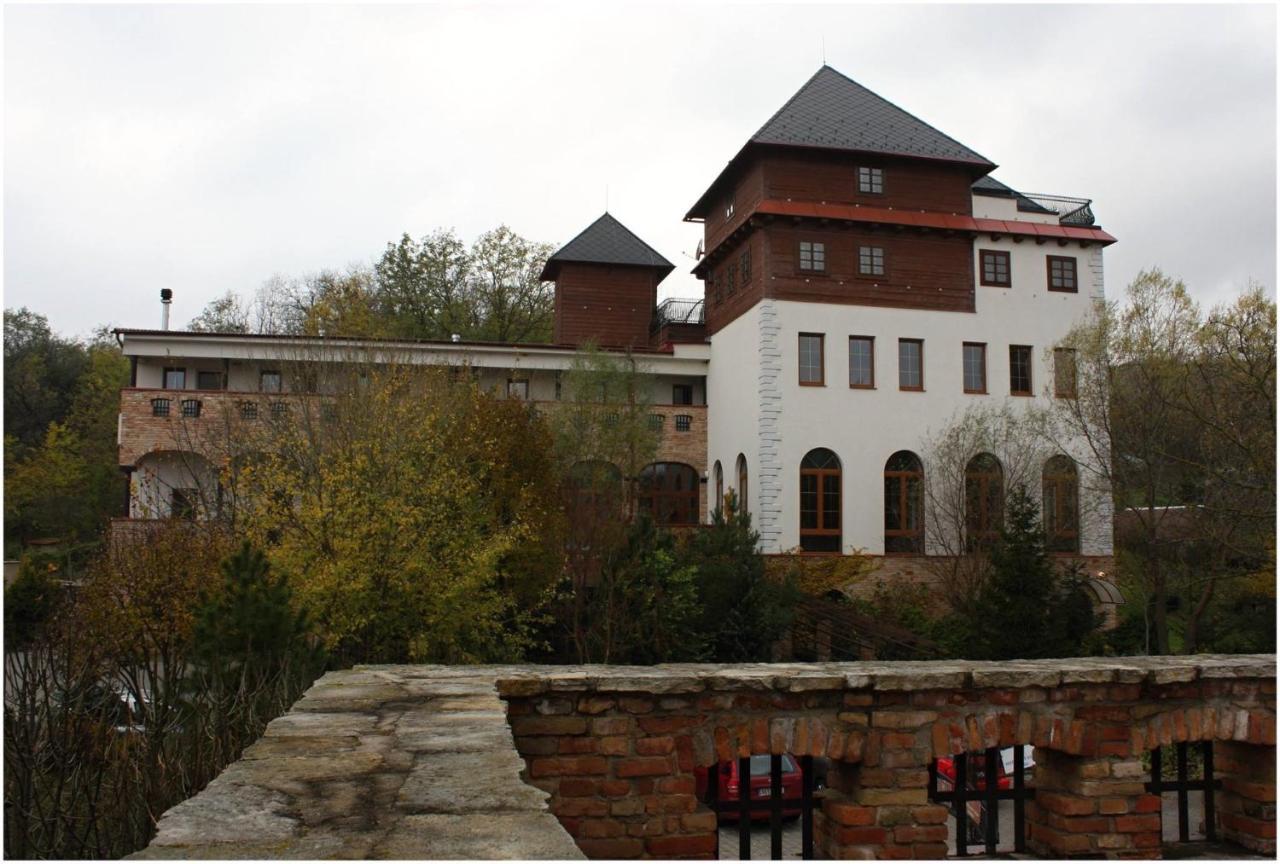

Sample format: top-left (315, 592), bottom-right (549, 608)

top-left (468, 225), bottom-right (556, 343)
top-left (3, 555), bottom-right (64, 651)
top-left (187, 291), bottom-right (250, 333)
top-left (3, 308), bottom-right (89, 448)
top-left (374, 229), bottom-right (473, 339)
top-left (975, 485), bottom-right (1097, 660)
top-left (585, 516), bottom-right (704, 664)
top-left (684, 493), bottom-right (797, 662)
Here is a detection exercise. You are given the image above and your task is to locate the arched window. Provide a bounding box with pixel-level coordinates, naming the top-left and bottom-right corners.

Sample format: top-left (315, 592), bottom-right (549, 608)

top-left (638, 462), bottom-right (699, 526)
top-left (800, 448), bottom-right (841, 552)
top-left (884, 451), bottom-right (924, 554)
top-left (965, 453), bottom-right (1004, 547)
top-left (1043, 456), bottom-right (1079, 553)
top-left (713, 460), bottom-right (724, 516)
top-left (736, 453), bottom-right (749, 516)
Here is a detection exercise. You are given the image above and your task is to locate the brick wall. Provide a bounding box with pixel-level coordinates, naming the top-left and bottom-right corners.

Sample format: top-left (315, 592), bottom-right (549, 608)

top-left (499, 657), bottom-right (1275, 860)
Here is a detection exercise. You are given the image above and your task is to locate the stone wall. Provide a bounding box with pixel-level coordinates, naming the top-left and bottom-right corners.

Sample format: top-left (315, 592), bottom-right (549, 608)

top-left (131, 657), bottom-right (1275, 861)
top-left (498, 657), bottom-right (1275, 860)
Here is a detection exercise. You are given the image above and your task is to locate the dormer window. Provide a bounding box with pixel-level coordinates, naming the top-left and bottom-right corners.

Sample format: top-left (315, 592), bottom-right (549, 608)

top-left (799, 241), bottom-right (826, 273)
top-left (858, 166), bottom-right (884, 194)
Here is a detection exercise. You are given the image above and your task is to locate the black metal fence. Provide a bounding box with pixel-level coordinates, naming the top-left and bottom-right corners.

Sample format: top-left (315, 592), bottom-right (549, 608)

top-left (1146, 742), bottom-right (1220, 843)
top-left (928, 746), bottom-right (1034, 856)
top-left (705, 754), bottom-right (817, 860)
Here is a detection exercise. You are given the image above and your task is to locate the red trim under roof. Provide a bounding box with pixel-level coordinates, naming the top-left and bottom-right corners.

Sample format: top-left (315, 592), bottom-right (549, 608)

top-left (753, 199), bottom-right (1117, 245)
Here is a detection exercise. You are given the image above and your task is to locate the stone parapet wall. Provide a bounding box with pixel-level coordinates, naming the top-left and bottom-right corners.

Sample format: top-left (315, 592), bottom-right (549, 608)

top-left (498, 656), bottom-right (1275, 860)
top-left (132, 656), bottom-right (1275, 860)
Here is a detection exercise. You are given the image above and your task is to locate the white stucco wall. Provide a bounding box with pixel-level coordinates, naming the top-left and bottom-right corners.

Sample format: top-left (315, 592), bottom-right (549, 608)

top-left (705, 236), bottom-right (1111, 557)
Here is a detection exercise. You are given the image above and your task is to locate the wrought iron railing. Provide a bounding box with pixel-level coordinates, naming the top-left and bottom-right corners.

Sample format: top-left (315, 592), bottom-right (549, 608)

top-left (652, 297), bottom-right (705, 330)
top-left (1021, 194), bottom-right (1096, 227)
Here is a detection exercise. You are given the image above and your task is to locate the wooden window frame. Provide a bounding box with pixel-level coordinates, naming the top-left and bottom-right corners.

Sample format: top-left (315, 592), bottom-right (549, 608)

top-left (965, 455), bottom-right (1005, 547)
top-left (980, 250), bottom-right (1011, 287)
top-left (798, 240), bottom-right (826, 274)
top-left (799, 450), bottom-right (841, 553)
top-left (798, 333), bottom-right (825, 387)
top-left (1043, 457), bottom-right (1080, 554)
top-left (195, 370), bottom-right (224, 391)
top-left (163, 367), bottom-right (186, 390)
top-left (858, 245), bottom-right (886, 278)
top-left (672, 384), bottom-right (694, 406)
top-left (884, 452), bottom-right (924, 555)
top-left (962, 342), bottom-right (988, 394)
top-left (1047, 255), bottom-right (1078, 292)
top-left (260, 370), bottom-right (283, 393)
top-left (857, 166), bottom-right (885, 195)
top-left (898, 339), bottom-right (924, 392)
top-left (726, 262), bottom-right (737, 294)
top-left (740, 249), bottom-right (751, 285)
top-left (1009, 345), bottom-right (1033, 396)
top-left (638, 462), bottom-right (699, 527)
top-left (1054, 348), bottom-right (1078, 398)
top-left (848, 336), bottom-right (875, 389)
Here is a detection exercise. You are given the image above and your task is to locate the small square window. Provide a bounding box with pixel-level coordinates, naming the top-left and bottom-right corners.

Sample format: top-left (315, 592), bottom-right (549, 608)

top-left (898, 339), bottom-right (924, 391)
top-left (240, 401), bottom-right (258, 420)
top-left (799, 241), bottom-right (826, 273)
top-left (858, 166), bottom-right (884, 194)
top-left (1048, 256), bottom-right (1078, 292)
top-left (180, 398), bottom-right (202, 418)
top-left (672, 384), bottom-right (693, 406)
top-left (163, 367), bottom-right (186, 389)
top-left (980, 250), bottom-right (1011, 287)
top-left (270, 401), bottom-right (289, 419)
top-left (1010, 345), bottom-right (1033, 395)
top-left (507, 379), bottom-right (529, 401)
top-left (196, 370), bottom-right (223, 390)
top-left (799, 333), bottom-right (825, 385)
top-left (962, 343), bottom-right (987, 394)
top-left (859, 246), bottom-right (886, 277)
top-left (648, 413), bottom-right (665, 431)
top-left (674, 414), bottom-right (692, 432)
top-left (151, 398), bottom-right (171, 417)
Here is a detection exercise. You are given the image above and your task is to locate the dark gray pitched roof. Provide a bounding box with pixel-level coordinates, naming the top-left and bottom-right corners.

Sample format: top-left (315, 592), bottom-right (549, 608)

top-left (540, 213), bottom-right (675, 282)
top-left (687, 65), bottom-right (996, 220)
top-left (750, 66), bottom-right (993, 166)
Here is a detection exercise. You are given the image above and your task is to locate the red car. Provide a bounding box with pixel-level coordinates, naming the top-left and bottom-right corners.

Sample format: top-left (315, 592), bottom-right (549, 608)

top-left (695, 754), bottom-right (804, 820)
top-left (935, 746), bottom-right (1035, 792)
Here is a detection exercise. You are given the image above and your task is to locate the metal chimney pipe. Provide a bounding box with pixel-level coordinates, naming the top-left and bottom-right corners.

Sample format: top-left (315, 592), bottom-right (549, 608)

top-left (160, 288), bottom-right (173, 330)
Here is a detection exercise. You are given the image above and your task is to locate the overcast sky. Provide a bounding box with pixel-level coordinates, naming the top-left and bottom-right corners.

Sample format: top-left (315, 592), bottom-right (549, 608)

top-left (4, 3), bottom-right (1276, 338)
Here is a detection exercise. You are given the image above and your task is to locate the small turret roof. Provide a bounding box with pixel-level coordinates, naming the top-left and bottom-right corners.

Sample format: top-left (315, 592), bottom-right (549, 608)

top-left (540, 213), bottom-right (675, 282)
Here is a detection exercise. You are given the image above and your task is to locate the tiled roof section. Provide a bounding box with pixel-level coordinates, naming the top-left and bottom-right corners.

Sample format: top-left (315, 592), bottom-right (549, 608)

top-left (540, 213), bottom-right (675, 281)
top-left (972, 175), bottom-right (1056, 215)
top-left (750, 66), bottom-right (994, 167)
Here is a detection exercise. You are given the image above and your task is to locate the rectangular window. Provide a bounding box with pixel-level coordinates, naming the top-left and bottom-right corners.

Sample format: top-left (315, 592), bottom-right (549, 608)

top-left (898, 339), bottom-right (924, 391)
top-left (1048, 256), bottom-right (1078, 292)
top-left (648, 414), bottom-right (665, 431)
top-left (672, 384), bottom-right (693, 405)
top-left (980, 250), bottom-right (1011, 287)
top-left (726, 262), bottom-right (737, 294)
top-left (849, 336), bottom-right (874, 388)
top-left (675, 414), bottom-right (692, 432)
top-left (151, 398), bottom-right (171, 417)
top-left (1010, 345), bottom-right (1033, 395)
top-left (260, 370), bottom-right (282, 393)
top-left (1054, 347), bottom-right (1078, 397)
top-left (858, 246), bottom-right (886, 277)
top-left (163, 367), bottom-right (186, 389)
top-left (180, 398), bottom-right (202, 418)
top-left (798, 241), bottom-right (826, 273)
top-left (963, 343), bottom-right (987, 393)
top-left (858, 166), bottom-right (884, 194)
top-left (798, 333), bottom-right (825, 386)
top-left (270, 401), bottom-right (289, 419)
top-left (507, 379), bottom-right (529, 400)
top-left (239, 401), bottom-right (258, 420)
top-left (740, 249), bottom-right (751, 284)
top-left (195, 370), bottom-right (223, 390)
